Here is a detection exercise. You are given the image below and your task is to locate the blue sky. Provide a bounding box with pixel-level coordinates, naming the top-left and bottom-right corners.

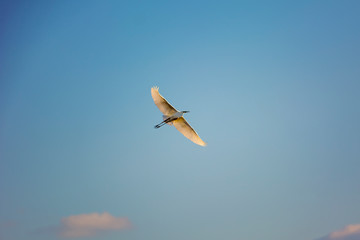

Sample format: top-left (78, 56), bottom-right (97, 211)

top-left (1, 1), bottom-right (360, 240)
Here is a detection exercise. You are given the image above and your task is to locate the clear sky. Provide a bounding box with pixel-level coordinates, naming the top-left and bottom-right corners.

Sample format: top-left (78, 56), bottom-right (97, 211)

top-left (1, 1), bottom-right (360, 240)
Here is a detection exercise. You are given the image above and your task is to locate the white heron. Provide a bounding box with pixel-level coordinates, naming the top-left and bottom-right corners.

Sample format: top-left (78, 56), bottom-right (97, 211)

top-left (151, 86), bottom-right (207, 147)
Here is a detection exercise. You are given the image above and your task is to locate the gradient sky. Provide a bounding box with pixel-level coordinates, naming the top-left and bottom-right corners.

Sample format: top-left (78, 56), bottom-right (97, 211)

top-left (1, 1), bottom-right (360, 240)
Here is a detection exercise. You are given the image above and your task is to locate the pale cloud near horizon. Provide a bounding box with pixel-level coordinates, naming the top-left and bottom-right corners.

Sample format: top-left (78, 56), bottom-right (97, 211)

top-left (318, 224), bottom-right (360, 240)
top-left (60, 212), bottom-right (131, 238)
top-left (34, 212), bottom-right (131, 238)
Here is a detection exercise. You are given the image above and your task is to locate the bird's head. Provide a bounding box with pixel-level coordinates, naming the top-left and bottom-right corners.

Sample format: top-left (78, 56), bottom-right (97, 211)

top-left (182, 111), bottom-right (190, 113)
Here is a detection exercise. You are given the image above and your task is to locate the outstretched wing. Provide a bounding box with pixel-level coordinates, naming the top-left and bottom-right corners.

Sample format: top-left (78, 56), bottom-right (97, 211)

top-left (173, 117), bottom-right (207, 146)
top-left (151, 86), bottom-right (177, 116)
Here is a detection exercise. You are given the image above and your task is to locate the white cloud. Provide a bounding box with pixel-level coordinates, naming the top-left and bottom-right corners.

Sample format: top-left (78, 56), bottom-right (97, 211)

top-left (59, 212), bottom-right (131, 238)
top-left (318, 224), bottom-right (360, 240)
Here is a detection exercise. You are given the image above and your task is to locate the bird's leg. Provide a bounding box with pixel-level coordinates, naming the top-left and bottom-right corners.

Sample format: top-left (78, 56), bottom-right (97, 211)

top-left (154, 122), bottom-right (166, 128)
top-left (154, 117), bottom-right (172, 128)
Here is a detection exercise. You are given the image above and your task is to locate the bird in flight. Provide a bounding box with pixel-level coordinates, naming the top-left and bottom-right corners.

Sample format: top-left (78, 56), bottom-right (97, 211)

top-left (151, 86), bottom-right (207, 147)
